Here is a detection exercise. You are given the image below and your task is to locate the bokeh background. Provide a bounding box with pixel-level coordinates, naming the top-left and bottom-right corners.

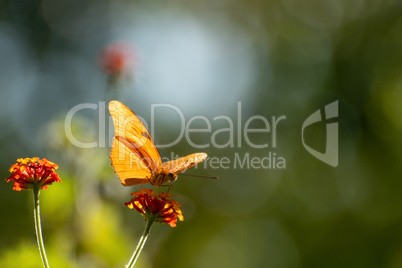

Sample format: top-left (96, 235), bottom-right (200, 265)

top-left (1, 0), bottom-right (402, 267)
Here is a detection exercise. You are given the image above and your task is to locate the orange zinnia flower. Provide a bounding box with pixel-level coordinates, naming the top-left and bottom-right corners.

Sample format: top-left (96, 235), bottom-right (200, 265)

top-left (6, 157), bottom-right (61, 191)
top-left (125, 189), bottom-right (184, 227)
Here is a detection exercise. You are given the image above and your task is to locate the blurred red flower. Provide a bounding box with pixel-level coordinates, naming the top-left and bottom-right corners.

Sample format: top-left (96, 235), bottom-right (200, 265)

top-left (100, 42), bottom-right (136, 76)
top-left (6, 157), bottom-right (61, 191)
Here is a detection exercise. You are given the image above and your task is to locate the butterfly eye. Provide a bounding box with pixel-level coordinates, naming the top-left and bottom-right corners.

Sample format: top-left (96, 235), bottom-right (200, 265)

top-left (167, 173), bottom-right (177, 182)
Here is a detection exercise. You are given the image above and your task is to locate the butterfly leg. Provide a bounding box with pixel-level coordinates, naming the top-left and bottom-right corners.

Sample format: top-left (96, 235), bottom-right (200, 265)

top-left (168, 184), bottom-right (174, 195)
top-left (155, 183), bottom-right (174, 194)
top-left (138, 182), bottom-right (146, 190)
top-left (164, 183), bottom-right (174, 194)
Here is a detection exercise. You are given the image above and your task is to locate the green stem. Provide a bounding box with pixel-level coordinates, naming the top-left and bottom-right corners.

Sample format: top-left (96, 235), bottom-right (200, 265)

top-left (33, 186), bottom-right (50, 268)
top-left (126, 219), bottom-right (154, 268)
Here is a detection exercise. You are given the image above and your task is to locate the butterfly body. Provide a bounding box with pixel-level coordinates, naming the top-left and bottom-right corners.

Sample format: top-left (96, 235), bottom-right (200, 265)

top-left (109, 100), bottom-right (208, 186)
top-left (150, 172), bottom-right (177, 186)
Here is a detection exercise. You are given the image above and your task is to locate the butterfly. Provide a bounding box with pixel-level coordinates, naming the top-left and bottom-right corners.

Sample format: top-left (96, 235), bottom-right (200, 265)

top-left (109, 100), bottom-right (208, 186)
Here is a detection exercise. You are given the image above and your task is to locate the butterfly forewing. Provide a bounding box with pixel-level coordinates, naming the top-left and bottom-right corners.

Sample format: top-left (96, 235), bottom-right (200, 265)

top-left (162, 153), bottom-right (207, 174)
top-left (110, 137), bottom-right (151, 185)
top-left (109, 100), bottom-right (162, 173)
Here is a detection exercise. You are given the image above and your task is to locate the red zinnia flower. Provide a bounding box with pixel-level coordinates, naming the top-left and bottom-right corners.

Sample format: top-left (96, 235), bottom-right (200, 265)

top-left (100, 42), bottom-right (136, 76)
top-left (125, 189), bottom-right (184, 227)
top-left (6, 157), bottom-right (61, 191)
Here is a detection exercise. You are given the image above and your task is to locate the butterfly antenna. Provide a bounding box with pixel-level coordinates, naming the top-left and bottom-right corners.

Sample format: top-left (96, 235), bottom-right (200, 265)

top-left (180, 174), bottom-right (219, 179)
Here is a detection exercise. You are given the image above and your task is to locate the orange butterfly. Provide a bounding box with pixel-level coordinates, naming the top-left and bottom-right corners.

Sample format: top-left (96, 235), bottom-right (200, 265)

top-left (109, 100), bottom-right (208, 186)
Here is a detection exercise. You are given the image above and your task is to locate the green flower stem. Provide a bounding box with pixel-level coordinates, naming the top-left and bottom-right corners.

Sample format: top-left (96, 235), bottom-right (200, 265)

top-left (126, 219), bottom-right (154, 268)
top-left (33, 186), bottom-right (50, 268)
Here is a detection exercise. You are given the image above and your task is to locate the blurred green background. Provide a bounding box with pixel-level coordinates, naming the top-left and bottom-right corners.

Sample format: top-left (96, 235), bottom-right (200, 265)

top-left (1, 0), bottom-right (402, 267)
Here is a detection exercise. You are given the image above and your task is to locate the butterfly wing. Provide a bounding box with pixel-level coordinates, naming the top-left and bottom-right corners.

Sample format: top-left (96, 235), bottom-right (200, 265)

top-left (110, 137), bottom-right (151, 185)
top-left (109, 100), bottom-right (162, 185)
top-left (162, 153), bottom-right (207, 175)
